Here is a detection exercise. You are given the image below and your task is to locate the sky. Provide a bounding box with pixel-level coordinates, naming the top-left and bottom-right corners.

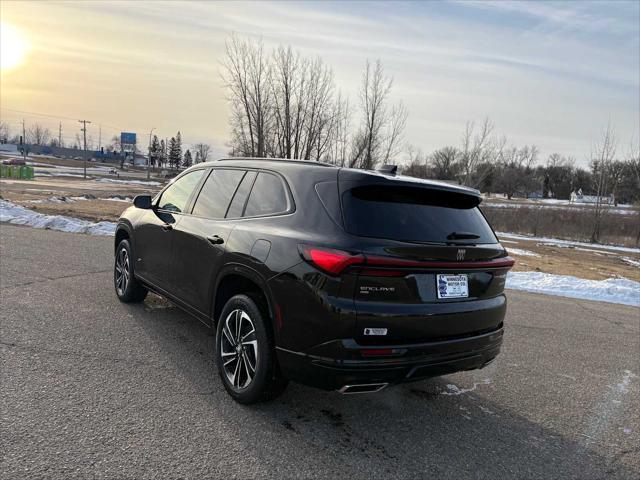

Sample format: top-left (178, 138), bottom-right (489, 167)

top-left (0, 0), bottom-right (638, 165)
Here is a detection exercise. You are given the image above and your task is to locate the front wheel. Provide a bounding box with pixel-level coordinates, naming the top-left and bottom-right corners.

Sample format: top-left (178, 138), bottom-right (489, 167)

top-left (114, 239), bottom-right (148, 303)
top-left (215, 294), bottom-right (287, 404)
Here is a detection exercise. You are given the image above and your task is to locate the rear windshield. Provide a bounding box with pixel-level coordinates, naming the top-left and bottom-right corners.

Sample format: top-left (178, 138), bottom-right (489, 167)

top-left (342, 185), bottom-right (497, 244)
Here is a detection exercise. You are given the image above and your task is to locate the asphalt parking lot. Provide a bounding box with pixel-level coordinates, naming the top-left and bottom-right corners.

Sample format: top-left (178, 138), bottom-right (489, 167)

top-left (1, 223), bottom-right (638, 479)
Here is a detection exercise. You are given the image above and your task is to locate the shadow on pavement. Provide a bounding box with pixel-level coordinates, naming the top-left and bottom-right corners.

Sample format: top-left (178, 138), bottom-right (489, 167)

top-left (132, 297), bottom-right (638, 480)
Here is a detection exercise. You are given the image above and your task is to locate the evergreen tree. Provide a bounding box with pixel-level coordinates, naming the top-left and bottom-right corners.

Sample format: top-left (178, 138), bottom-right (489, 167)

top-left (150, 135), bottom-right (160, 167)
top-left (168, 137), bottom-right (178, 169)
top-left (159, 139), bottom-right (166, 168)
top-left (183, 149), bottom-right (193, 169)
top-left (168, 132), bottom-right (183, 169)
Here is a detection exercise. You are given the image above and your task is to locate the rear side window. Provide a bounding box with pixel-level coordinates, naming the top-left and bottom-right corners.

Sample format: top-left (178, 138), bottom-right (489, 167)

top-left (342, 185), bottom-right (497, 244)
top-left (226, 171), bottom-right (257, 218)
top-left (244, 172), bottom-right (289, 217)
top-left (192, 169), bottom-right (245, 219)
top-left (158, 169), bottom-right (204, 213)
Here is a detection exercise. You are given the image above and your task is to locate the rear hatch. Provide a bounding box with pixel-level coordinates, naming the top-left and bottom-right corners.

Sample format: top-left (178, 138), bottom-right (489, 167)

top-left (338, 171), bottom-right (513, 345)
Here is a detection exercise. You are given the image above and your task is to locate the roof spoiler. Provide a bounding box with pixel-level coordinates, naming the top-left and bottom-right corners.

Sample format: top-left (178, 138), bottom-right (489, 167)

top-left (377, 164), bottom-right (398, 175)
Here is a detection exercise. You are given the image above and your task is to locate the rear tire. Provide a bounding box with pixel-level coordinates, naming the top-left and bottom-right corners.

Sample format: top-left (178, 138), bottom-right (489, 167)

top-left (114, 239), bottom-right (148, 303)
top-left (215, 294), bottom-right (287, 404)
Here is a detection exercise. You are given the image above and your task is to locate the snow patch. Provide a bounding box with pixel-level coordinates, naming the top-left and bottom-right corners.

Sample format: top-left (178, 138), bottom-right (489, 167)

top-left (441, 378), bottom-right (491, 396)
top-left (621, 257), bottom-right (640, 268)
top-left (507, 248), bottom-right (540, 257)
top-left (97, 178), bottom-right (161, 186)
top-left (0, 200), bottom-right (115, 236)
top-left (615, 370), bottom-right (636, 394)
top-left (506, 272), bottom-right (640, 307)
top-left (104, 196), bottom-right (133, 203)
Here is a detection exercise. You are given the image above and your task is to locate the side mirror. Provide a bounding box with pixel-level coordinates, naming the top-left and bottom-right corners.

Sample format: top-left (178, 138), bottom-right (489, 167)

top-left (133, 195), bottom-right (153, 209)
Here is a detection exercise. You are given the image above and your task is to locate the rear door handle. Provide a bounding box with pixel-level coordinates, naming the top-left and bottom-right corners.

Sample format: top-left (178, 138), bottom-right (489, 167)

top-left (162, 224), bottom-right (173, 231)
top-left (207, 235), bottom-right (224, 245)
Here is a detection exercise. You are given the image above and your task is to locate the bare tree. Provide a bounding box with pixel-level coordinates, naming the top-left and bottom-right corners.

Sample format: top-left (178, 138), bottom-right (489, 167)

top-left (27, 123), bottom-right (51, 146)
top-left (381, 101), bottom-right (408, 164)
top-left (493, 145), bottom-right (539, 199)
top-left (326, 93), bottom-right (351, 165)
top-left (431, 146), bottom-right (459, 180)
top-left (222, 35), bottom-right (272, 157)
top-left (193, 143), bottom-right (211, 163)
top-left (458, 118), bottom-right (499, 188)
top-left (221, 36), bottom-right (407, 168)
top-left (590, 122), bottom-right (617, 243)
top-left (350, 60), bottom-right (406, 169)
top-left (0, 122), bottom-right (9, 143)
top-left (402, 145), bottom-right (430, 178)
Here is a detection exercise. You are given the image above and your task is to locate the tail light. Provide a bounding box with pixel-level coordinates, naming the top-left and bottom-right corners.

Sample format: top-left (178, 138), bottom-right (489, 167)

top-left (300, 244), bottom-right (515, 276)
top-left (298, 245), bottom-right (364, 276)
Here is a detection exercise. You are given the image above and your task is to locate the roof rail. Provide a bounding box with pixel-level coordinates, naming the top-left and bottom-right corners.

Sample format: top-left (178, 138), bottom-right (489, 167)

top-left (216, 157), bottom-right (336, 168)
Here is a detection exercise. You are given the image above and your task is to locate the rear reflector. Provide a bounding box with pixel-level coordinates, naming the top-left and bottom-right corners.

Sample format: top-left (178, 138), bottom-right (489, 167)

top-left (360, 348), bottom-right (397, 357)
top-left (299, 245), bottom-right (515, 276)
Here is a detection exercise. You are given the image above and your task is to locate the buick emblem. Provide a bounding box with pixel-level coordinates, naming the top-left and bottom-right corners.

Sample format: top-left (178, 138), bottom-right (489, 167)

top-left (456, 249), bottom-right (466, 261)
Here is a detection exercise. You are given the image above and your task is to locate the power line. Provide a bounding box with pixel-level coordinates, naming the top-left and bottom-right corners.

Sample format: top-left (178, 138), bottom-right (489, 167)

top-left (0, 107), bottom-right (121, 133)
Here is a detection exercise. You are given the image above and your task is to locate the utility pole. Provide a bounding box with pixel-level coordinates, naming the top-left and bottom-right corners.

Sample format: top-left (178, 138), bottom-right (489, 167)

top-left (98, 125), bottom-right (102, 151)
top-left (58, 122), bottom-right (62, 148)
top-left (78, 119), bottom-right (91, 179)
top-left (147, 127), bottom-right (155, 180)
top-left (21, 119), bottom-right (26, 162)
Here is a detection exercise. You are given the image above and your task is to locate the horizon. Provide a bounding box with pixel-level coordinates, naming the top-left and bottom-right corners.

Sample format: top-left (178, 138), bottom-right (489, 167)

top-left (1, 0), bottom-right (638, 165)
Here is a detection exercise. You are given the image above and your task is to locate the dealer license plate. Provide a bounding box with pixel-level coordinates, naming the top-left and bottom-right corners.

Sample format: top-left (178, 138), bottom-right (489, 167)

top-left (436, 274), bottom-right (469, 299)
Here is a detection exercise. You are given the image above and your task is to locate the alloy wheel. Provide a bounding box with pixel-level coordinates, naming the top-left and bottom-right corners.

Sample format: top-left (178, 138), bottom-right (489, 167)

top-left (220, 309), bottom-right (259, 389)
top-left (115, 247), bottom-right (130, 296)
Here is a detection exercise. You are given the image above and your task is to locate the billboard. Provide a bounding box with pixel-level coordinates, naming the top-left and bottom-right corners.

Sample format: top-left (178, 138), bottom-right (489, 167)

top-left (120, 132), bottom-right (136, 145)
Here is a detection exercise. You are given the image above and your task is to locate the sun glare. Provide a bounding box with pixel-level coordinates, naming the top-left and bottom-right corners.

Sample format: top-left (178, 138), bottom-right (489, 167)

top-left (1, 22), bottom-right (29, 71)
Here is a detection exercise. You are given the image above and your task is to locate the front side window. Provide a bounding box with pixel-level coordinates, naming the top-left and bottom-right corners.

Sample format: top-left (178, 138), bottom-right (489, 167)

top-left (244, 172), bottom-right (289, 217)
top-left (158, 170), bottom-right (204, 213)
top-left (192, 169), bottom-right (245, 219)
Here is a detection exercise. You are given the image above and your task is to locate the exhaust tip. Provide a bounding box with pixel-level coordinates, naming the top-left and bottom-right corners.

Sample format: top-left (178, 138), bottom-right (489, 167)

top-left (338, 383), bottom-right (388, 394)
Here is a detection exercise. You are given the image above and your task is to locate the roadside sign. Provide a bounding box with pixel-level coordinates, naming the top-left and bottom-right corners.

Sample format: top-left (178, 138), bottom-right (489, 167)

top-left (121, 132), bottom-right (136, 145)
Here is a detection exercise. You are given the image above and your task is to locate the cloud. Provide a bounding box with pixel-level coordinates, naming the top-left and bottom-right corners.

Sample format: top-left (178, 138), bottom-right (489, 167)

top-left (1, 0), bottom-right (638, 164)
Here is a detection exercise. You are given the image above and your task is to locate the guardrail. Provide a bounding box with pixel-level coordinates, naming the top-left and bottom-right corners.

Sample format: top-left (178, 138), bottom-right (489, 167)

top-left (0, 165), bottom-right (35, 180)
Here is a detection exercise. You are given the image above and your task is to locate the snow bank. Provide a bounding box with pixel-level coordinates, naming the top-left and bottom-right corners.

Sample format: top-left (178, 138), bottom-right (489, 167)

top-left (0, 200), bottom-right (115, 236)
top-left (622, 257), bottom-right (640, 268)
top-left (484, 202), bottom-right (637, 215)
top-left (506, 248), bottom-right (540, 257)
top-left (506, 272), bottom-right (640, 307)
top-left (497, 232), bottom-right (640, 254)
top-left (97, 178), bottom-right (161, 186)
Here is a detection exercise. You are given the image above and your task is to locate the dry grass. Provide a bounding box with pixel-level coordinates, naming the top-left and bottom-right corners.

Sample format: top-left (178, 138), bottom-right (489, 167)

top-left (502, 238), bottom-right (640, 282)
top-left (483, 204), bottom-right (640, 247)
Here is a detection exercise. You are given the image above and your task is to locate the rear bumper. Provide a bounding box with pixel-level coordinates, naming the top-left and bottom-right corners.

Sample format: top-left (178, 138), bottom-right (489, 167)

top-left (276, 326), bottom-right (503, 391)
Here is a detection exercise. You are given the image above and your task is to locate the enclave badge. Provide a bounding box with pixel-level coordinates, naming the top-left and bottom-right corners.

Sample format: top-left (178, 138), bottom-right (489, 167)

top-left (364, 328), bottom-right (388, 336)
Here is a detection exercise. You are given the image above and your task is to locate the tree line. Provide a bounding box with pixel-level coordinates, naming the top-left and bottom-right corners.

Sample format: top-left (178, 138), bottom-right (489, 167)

top-left (222, 35), bottom-right (407, 168)
top-left (402, 119), bottom-right (639, 206)
top-left (0, 121), bottom-right (213, 172)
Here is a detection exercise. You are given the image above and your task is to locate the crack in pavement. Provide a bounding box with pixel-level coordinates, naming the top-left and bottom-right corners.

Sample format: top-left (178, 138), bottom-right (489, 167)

top-left (0, 269), bottom-right (112, 290)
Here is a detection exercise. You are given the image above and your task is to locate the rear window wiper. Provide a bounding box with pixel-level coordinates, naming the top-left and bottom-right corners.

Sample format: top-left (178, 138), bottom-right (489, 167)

top-left (447, 231), bottom-right (480, 240)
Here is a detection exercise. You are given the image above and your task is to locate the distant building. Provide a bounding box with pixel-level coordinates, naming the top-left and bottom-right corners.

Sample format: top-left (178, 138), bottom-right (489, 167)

top-left (0, 143), bottom-right (19, 154)
top-left (570, 189), bottom-right (614, 205)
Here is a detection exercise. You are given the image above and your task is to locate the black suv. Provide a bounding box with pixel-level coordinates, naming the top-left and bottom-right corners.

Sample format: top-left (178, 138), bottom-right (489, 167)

top-left (114, 158), bottom-right (513, 403)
